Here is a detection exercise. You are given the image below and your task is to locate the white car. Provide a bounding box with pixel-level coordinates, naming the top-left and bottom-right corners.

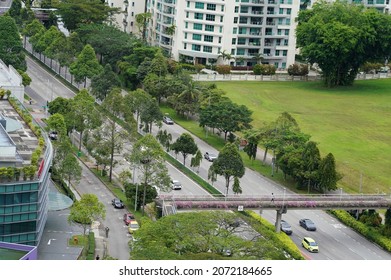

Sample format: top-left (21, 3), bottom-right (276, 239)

top-left (171, 180), bottom-right (182, 190)
top-left (204, 152), bottom-right (218, 162)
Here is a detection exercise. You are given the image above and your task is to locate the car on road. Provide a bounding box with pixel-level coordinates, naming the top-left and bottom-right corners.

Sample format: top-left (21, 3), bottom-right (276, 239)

top-left (163, 116), bottom-right (174, 125)
top-left (128, 221), bottom-right (140, 234)
top-left (171, 180), bottom-right (182, 190)
top-left (111, 198), bottom-right (124, 209)
top-left (299, 218), bottom-right (316, 231)
top-left (49, 131), bottom-right (58, 140)
top-left (123, 213), bottom-right (135, 225)
top-left (302, 237), bottom-right (319, 253)
top-left (280, 220), bottom-right (292, 235)
top-left (204, 152), bottom-right (218, 162)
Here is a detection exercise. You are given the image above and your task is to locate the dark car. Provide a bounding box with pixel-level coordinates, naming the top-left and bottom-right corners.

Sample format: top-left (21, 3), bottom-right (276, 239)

top-left (280, 220), bottom-right (293, 235)
top-left (204, 152), bottom-right (218, 162)
top-left (111, 198), bottom-right (124, 209)
top-left (163, 116), bottom-right (174, 125)
top-left (49, 131), bottom-right (58, 140)
top-left (299, 218), bottom-right (316, 231)
top-left (123, 213), bottom-right (135, 225)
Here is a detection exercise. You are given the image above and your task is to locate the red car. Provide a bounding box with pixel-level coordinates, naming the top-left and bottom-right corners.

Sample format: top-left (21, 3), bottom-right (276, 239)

top-left (123, 213), bottom-right (135, 225)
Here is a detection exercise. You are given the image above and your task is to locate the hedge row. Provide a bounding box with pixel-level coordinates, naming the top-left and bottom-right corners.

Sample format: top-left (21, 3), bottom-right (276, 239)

top-left (329, 210), bottom-right (391, 253)
top-left (86, 232), bottom-right (96, 260)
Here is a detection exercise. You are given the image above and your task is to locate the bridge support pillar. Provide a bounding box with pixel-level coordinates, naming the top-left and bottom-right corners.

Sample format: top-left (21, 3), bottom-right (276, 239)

top-left (274, 207), bottom-right (287, 233)
top-left (275, 210), bottom-right (282, 233)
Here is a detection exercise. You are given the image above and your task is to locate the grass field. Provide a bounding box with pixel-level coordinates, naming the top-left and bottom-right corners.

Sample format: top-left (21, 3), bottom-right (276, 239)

top-left (209, 79), bottom-right (391, 194)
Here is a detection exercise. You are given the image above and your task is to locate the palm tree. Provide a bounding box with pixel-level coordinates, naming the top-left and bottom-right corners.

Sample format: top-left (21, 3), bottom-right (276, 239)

top-left (252, 53), bottom-right (264, 65)
top-left (234, 56), bottom-right (245, 66)
top-left (218, 50), bottom-right (232, 64)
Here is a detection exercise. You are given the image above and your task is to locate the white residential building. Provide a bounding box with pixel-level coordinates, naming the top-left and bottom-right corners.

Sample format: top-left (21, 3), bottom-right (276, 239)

top-left (106, 0), bottom-right (391, 69)
top-left (105, 0), bottom-right (146, 34)
top-left (0, 60), bottom-right (24, 103)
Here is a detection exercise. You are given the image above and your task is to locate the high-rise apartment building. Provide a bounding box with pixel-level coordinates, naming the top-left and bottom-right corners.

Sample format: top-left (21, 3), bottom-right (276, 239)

top-left (146, 0), bottom-right (299, 69)
top-left (107, 0), bottom-right (391, 69)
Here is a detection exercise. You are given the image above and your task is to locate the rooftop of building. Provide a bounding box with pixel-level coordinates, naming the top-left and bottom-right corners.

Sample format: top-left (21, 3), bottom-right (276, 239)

top-left (0, 99), bottom-right (39, 167)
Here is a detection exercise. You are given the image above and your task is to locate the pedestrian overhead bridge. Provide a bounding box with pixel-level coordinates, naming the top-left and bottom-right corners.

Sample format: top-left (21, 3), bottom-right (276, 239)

top-left (156, 193), bottom-right (391, 232)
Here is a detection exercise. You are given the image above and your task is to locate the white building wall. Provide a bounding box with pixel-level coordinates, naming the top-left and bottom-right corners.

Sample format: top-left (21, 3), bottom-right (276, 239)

top-left (0, 60), bottom-right (24, 103)
top-left (106, 0), bottom-right (146, 34)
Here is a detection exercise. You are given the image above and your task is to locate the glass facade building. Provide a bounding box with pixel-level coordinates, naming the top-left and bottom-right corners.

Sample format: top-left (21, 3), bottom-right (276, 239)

top-left (0, 98), bottom-right (53, 246)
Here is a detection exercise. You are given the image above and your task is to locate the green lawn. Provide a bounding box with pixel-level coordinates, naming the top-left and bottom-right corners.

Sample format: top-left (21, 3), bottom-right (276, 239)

top-left (209, 80), bottom-right (391, 194)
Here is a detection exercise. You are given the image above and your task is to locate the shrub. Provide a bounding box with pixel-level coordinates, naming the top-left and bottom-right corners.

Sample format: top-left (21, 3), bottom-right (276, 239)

top-left (194, 64), bottom-right (205, 73)
top-left (253, 64), bottom-right (276, 75)
top-left (216, 65), bottom-right (231, 74)
top-left (287, 63), bottom-right (309, 76)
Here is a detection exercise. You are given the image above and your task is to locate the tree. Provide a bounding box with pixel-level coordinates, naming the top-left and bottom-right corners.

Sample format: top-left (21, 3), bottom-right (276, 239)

top-left (209, 143), bottom-right (245, 197)
top-left (35, 25), bottom-right (62, 57)
top-left (243, 129), bottom-right (262, 162)
top-left (55, 0), bottom-right (120, 32)
top-left (130, 211), bottom-right (288, 260)
top-left (135, 12), bottom-right (152, 41)
top-left (90, 64), bottom-right (121, 101)
top-left (296, 1), bottom-right (391, 87)
top-left (124, 183), bottom-right (158, 211)
top-left (139, 97), bottom-right (163, 134)
top-left (0, 16), bottom-right (26, 71)
top-left (128, 134), bottom-right (170, 215)
top-left (199, 100), bottom-right (253, 141)
top-left (59, 153), bottom-right (82, 187)
top-left (318, 153), bottom-right (340, 193)
top-left (70, 89), bottom-right (101, 152)
top-left (232, 177), bottom-right (242, 195)
top-left (68, 194), bottom-right (106, 236)
top-left (46, 113), bottom-right (67, 139)
top-left (218, 50), bottom-right (232, 64)
top-left (156, 129), bottom-right (172, 152)
top-left (76, 23), bottom-right (135, 67)
top-left (172, 80), bottom-right (203, 117)
top-left (171, 133), bottom-right (198, 165)
top-left (98, 88), bottom-right (134, 181)
top-left (123, 88), bottom-right (150, 125)
top-left (301, 141), bottom-right (321, 192)
top-left (190, 150), bottom-right (203, 173)
top-left (70, 44), bottom-right (103, 85)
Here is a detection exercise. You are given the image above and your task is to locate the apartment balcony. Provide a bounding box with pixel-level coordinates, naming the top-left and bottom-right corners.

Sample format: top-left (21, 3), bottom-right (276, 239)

top-left (251, 10), bottom-right (263, 15)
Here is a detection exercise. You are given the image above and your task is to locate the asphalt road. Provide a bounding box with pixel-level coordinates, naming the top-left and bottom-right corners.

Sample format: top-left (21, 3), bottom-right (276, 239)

top-left (27, 54), bottom-right (391, 260)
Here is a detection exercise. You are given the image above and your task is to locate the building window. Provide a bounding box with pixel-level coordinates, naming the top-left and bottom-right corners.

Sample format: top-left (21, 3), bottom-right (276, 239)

top-left (221, 5), bottom-right (224, 12)
top-left (194, 23), bottom-right (202, 30)
top-left (220, 26), bottom-right (223, 33)
top-left (195, 2), bottom-right (204, 9)
top-left (279, 8), bottom-right (284, 14)
top-left (192, 44), bottom-right (201, 51)
top-left (185, 22), bottom-right (188, 28)
top-left (207, 4), bottom-right (216, 11)
top-left (283, 50), bottom-right (287, 56)
top-left (205, 24), bottom-right (214, 32)
top-left (274, 62), bottom-right (279, 68)
top-left (287, 8), bottom-right (291, 15)
top-left (192, 34), bottom-right (202, 41)
top-left (204, 35), bottom-right (213, 42)
top-left (285, 29), bottom-right (289, 35)
top-left (220, 16), bottom-right (223, 22)
top-left (237, 38), bottom-right (246, 45)
top-left (206, 14), bottom-right (215, 21)
top-left (231, 49), bottom-right (236, 55)
top-left (232, 38), bottom-right (236, 44)
top-left (187, 1), bottom-right (190, 8)
top-left (203, 46), bottom-right (212, 53)
top-left (186, 11), bottom-right (189, 18)
top-left (275, 50), bottom-right (280, 56)
top-left (184, 32), bottom-right (188, 39)
top-left (195, 13), bottom-right (203, 20)
top-left (234, 6), bottom-right (239, 13)
top-left (233, 27), bottom-right (237, 34)
top-left (234, 17), bottom-right (238, 23)
top-left (218, 37), bottom-right (222, 43)
top-left (282, 62), bottom-right (286, 69)
top-left (237, 48), bottom-right (245, 55)
top-left (184, 43), bottom-right (187, 49)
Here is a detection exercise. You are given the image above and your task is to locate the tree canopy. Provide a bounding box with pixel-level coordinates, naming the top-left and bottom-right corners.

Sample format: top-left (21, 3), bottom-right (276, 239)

top-left (296, 0), bottom-right (391, 87)
top-left (0, 16), bottom-right (26, 71)
top-left (55, 0), bottom-right (120, 32)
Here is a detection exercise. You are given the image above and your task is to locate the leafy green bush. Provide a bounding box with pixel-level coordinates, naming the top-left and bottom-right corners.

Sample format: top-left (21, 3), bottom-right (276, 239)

top-left (329, 210), bottom-right (391, 252)
top-left (253, 64), bottom-right (276, 75)
top-left (216, 65), bottom-right (231, 74)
